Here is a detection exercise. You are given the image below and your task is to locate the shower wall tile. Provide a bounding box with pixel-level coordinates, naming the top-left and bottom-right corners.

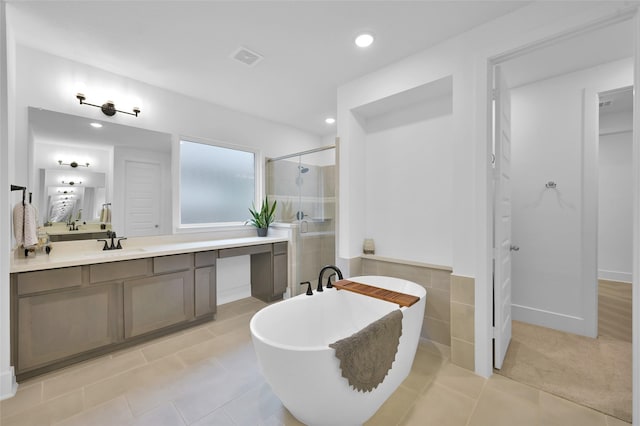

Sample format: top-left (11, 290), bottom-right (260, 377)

top-left (450, 274), bottom-right (475, 371)
top-left (450, 302), bottom-right (475, 343)
top-left (422, 317), bottom-right (451, 346)
top-left (362, 259), bottom-right (432, 288)
top-left (451, 338), bottom-right (475, 371)
top-left (348, 257), bottom-right (363, 276)
top-left (426, 288), bottom-right (450, 323)
top-left (431, 269), bottom-right (452, 291)
top-left (451, 275), bottom-right (475, 305)
top-left (360, 257), bottom-right (452, 347)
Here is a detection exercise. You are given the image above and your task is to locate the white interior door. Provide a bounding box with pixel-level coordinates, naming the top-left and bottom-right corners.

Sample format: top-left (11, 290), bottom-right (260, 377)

top-left (493, 66), bottom-right (513, 369)
top-left (124, 160), bottom-right (162, 237)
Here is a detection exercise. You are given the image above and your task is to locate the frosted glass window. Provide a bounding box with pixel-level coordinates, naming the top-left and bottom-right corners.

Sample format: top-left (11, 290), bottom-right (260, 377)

top-left (180, 140), bottom-right (255, 224)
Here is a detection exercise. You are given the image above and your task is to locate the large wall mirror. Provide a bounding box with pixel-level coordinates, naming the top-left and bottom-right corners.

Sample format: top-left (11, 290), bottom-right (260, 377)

top-left (29, 107), bottom-right (173, 240)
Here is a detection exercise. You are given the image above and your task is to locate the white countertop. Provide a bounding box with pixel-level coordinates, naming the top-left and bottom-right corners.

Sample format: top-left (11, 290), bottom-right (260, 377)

top-left (11, 234), bottom-right (289, 273)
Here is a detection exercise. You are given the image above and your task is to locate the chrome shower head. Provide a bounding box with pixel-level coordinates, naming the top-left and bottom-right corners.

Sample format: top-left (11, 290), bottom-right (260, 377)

top-left (298, 165), bottom-right (309, 173)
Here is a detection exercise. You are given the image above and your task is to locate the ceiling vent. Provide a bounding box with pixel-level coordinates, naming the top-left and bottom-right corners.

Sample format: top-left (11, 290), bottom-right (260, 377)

top-left (231, 46), bottom-right (264, 67)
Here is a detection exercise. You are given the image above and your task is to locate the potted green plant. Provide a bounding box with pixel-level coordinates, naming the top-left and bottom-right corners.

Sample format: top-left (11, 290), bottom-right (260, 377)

top-left (247, 197), bottom-right (277, 237)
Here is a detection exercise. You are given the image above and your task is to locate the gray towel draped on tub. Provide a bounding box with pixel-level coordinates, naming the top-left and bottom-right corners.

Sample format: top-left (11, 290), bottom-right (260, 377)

top-left (329, 309), bottom-right (403, 392)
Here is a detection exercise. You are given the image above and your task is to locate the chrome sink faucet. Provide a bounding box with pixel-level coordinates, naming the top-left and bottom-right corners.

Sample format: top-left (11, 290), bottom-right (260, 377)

top-left (317, 265), bottom-right (343, 292)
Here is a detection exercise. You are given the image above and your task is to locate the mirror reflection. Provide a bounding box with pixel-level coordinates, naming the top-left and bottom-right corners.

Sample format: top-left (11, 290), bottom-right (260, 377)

top-left (29, 107), bottom-right (173, 240)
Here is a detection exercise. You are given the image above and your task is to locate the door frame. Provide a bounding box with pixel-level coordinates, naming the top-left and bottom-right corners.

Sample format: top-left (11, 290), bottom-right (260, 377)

top-left (478, 7), bottom-right (639, 422)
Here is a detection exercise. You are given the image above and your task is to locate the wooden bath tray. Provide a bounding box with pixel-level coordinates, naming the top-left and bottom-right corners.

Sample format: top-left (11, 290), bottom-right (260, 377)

top-left (333, 280), bottom-right (420, 307)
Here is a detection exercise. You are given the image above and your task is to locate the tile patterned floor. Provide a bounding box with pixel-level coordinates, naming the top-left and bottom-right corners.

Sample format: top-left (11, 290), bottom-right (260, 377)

top-left (0, 297), bottom-right (631, 426)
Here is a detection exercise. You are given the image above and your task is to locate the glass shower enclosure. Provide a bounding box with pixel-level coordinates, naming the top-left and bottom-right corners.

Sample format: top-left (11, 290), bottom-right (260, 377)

top-left (266, 145), bottom-right (336, 297)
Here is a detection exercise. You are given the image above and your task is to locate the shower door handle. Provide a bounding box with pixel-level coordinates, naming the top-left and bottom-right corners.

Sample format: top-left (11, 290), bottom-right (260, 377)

top-left (510, 245), bottom-right (520, 252)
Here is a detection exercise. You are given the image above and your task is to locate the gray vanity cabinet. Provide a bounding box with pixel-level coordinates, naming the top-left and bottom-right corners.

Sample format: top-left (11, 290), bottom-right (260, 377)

top-left (123, 271), bottom-right (194, 338)
top-left (15, 280), bottom-right (122, 372)
top-left (11, 240), bottom-right (287, 380)
top-left (273, 242), bottom-right (288, 297)
top-left (194, 251), bottom-right (217, 318)
top-left (249, 242), bottom-right (288, 302)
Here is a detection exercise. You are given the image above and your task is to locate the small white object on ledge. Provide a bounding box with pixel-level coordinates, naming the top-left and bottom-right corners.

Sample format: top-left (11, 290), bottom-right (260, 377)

top-left (363, 238), bottom-right (375, 255)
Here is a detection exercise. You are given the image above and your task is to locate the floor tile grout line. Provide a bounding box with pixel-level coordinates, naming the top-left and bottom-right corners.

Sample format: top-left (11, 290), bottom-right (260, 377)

top-left (464, 375), bottom-right (489, 426)
top-left (39, 349), bottom-right (150, 401)
top-left (431, 370), bottom-right (485, 402)
top-left (40, 350), bottom-right (151, 404)
top-left (170, 401), bottom-right (189, 426)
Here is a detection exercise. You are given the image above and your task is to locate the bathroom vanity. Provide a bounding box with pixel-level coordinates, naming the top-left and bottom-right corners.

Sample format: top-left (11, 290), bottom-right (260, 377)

top-left (9, 236), bottom-right (288, 380)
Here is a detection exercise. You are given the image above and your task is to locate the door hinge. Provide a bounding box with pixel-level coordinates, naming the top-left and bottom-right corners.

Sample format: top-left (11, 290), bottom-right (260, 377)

top-left (492, 327), bottom-right (498, 339)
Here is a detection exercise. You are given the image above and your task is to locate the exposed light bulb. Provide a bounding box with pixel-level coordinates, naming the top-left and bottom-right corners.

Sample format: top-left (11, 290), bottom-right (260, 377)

top-left (325, 117), bottom-right (336, 124)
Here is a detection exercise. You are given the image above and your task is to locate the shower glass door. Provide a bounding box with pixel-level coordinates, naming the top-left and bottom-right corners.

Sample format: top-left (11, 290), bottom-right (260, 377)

top-left (266, 146), bottom-right (336, 296)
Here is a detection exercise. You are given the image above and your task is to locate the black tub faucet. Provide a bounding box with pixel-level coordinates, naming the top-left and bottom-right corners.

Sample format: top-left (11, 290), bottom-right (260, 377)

top-left (326, 272), bottom-right (337, 288)
top-left (317, 265), bottom-right (343, 292)
top-left (300, 281), bottom-right (313, 296)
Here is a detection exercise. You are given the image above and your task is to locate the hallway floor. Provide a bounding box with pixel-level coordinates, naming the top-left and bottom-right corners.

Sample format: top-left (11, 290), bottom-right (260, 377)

top-left (0, 297), bottom-right (630, 426)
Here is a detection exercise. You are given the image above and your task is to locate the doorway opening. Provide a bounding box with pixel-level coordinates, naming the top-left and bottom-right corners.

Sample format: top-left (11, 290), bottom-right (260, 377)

top-left (489, 16), bottom-right (635, 423)
top-left (597, 87), bottom-right (633, 344)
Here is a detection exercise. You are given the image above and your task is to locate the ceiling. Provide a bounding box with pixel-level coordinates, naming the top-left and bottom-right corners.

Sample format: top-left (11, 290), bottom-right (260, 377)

top-left (7, 1), bottom-right (534, 136)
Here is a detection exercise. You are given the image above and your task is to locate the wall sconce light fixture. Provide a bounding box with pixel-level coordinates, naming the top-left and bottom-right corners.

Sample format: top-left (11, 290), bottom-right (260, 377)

top-left (76, 93), bottom-right (141, 117)
top-left (58, 160), bottom-right (89, 168)
top-left (61, 180), bottom-right (82, 186)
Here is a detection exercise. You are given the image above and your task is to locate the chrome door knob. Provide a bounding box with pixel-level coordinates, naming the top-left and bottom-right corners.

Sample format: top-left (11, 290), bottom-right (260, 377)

top-left (510, 245), bottom-right (520, 252)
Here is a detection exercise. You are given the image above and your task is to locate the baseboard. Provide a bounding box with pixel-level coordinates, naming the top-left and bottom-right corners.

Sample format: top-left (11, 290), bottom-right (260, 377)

top-left (0, 366), bottom-right (17, 401)
top-left (512, 304), bottom-right (594, 338)
top-left (598, 269), bottom-right (632, 283)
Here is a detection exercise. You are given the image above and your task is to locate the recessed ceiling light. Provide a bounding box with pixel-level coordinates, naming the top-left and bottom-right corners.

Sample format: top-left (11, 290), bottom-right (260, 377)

top-left (90, 122), bottom-right (102, 128)
top-left (355, 33), bottom-right (374, 48)
top-left (325, 117), bottom-right (336, 124)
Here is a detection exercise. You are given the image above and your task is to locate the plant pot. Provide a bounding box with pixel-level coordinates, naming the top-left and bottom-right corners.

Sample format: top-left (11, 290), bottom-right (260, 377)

top-left (256, 227), bottom-right (268, 237)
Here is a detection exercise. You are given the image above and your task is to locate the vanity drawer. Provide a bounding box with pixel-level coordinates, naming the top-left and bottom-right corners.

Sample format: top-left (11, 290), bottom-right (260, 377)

top-left (219, 244), bottom-right (271, 258)
top-left (273, 242), bottom-right (287, 255)
top-left (16, 266), bottom-right (83, 295)
top-left (90, 259), bottom-right (150, 283)
top-left (195, 251), bottom-right (217, 267)
top-left (153, 253), bottom-right (193, 274)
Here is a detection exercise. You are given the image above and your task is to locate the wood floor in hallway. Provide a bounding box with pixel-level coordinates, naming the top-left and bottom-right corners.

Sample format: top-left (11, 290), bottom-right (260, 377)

top-left (598, 279), bottom-right (632, 342)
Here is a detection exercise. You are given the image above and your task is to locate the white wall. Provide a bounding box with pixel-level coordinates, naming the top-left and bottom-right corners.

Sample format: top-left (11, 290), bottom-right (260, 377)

top-left (14, 46), bottom-right (323, 193)
top-left (510, 59), bottom-right (633, 335)
top-left (364, 113), bottom-right (453, 265)
top-left (1, 44), bottom-right (324, 396)
top-left (337, 1), bottom-right (625, 277)
top-left (599, 108), bottom-right (633, 282)
top-left (1, 0), bottom-right (19, 400)
top-left (336, 1), bottom-right (632, 375)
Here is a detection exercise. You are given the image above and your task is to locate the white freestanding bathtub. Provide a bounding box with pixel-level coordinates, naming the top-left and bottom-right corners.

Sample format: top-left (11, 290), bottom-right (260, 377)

top-left (250, 275), bottom-right (426, 425)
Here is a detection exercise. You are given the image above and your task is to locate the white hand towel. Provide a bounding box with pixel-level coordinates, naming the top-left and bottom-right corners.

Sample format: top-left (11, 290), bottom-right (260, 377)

top-left (100, 207), bottom-right (112, 223)
top-left (23, 204), bottom-right (38, 247)
top-left (12, 203), bottom-right (24, 246)
top-left (13, 202), bottom-right (39, 248)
